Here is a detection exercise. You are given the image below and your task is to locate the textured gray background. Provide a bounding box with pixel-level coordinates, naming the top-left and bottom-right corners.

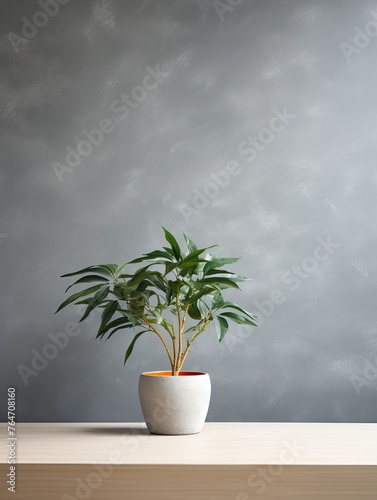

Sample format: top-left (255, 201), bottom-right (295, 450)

top-left (1, 0), bottom-right (376, 423)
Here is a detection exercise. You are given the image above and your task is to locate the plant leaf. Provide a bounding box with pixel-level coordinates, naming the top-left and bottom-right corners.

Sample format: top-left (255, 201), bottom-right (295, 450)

top-left (166, 284), bottom-right (174, 305)
top-left (55, 284), bottom-right (104, 314)
top-left (203, 257), bottom-right (240, 274)
top-left (99, 264), bottom-right (118, 277)
top-left (178, 246), bottom-right (216, 267)
top-left (129, 250), bottom-right (173, 264)
top-left (145, 274), bottom-right (167, 293)
top-left (65, 275), bottom-right (109, 293)
top-left (145, 250), bottom-right (173, 260)
top-left (188, 302), bottom-right (202, 320)
top-left (200, 277), bottom-right (240, 289)
top-left (182, 288), bottom-right (212, 305)
top-left (211, 291), bottom-right (224, 309)
top-left (162, 227), bottom-right (181, 260)
top-left (168, 279), bottom-right (182, 293)
top-left (124, 330), bottom-right (147, 365)
top-left (221, 301), bottom-right (258, 320)
top-left (183, 325), bottom-right (199, 335)
top-left (197, 298), bottom-right (209, 318)
top-left (99, 300), bottom-right (119, 331)
top-left (104, 325), bottom-right (131, 341)
top-left (79, 286), bottom-right (110, 322)
top-left (61, 265), bottom-right (116, 278)
top-left (74, 298), bottom-right (92, 305)
top-left (205, 269), bottom-right (241, 277)
top-left (183, 234), bottom-right (197, 253)
top-left (178, 258), bottom-right (208, 269)
top-left (164, 261), bottom-right (177, 276)
top-left (113, 283), bottom-right (137, 300)
top-left (219, 311), bottom-right (258, 326)
top-left (97, 316), bottom-right (133, 337)
top-left (213, 316), bottom-right (228, 342)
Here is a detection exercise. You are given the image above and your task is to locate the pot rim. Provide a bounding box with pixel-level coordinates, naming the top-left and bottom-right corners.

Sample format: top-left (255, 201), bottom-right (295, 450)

top-left (141, 370), bottom-right (208, 377)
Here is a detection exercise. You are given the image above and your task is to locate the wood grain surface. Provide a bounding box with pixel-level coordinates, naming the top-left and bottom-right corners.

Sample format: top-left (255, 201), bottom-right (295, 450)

top-left (1, 423), bottom-right (376, 499)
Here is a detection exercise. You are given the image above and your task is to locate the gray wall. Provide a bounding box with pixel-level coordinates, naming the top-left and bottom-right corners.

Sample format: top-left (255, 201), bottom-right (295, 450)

top-left (1, 0), bottom-right (377, 423)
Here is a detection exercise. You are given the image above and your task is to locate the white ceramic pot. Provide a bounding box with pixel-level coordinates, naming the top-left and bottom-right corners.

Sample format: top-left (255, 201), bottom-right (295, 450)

top-left (138, 371), bottom-right (211, 435)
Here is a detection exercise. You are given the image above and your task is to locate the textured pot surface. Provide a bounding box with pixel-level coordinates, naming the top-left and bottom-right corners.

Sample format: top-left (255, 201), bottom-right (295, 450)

top-left (138, 371), bottom-right (211, 435)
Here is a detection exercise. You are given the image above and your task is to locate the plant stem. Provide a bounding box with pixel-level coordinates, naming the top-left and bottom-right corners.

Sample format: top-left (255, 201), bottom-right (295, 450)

top-left (175, 304), bottom-right (190, 374)
top-left (177, 319), bottom-right (210, 373)
top-left (181, 304), bottom-right (189, 335)
top-left (190, 319), bottom-right (210, 344)
top-left (171, 332), bottom-right (177, 375)
top-left (142, 317), bottom-right (174, 369)
top-left (175, 293), bottom-right (182, 375)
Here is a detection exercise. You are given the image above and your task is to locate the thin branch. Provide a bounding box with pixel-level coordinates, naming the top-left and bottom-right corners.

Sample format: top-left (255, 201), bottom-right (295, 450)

top-left (142, 316), bottom-right (174, 368)
top-left (190, 319), bottom-right (210, 344)
top-left (181, 304), bottom-right (190, 334)
top-left (177, 319), bottom-right (210, 372)
top-left (144, 306), bottom-right (174, 339)
top-left (175, 293), bottom-right (182, 373)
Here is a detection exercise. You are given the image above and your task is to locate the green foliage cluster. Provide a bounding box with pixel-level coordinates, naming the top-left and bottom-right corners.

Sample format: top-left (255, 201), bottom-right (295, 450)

top-left (56, 228), bottom-right (257, 375)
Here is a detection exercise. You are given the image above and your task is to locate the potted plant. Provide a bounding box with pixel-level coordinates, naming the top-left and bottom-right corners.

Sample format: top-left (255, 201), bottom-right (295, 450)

top-left (56, 228), bottom-right (258, 434)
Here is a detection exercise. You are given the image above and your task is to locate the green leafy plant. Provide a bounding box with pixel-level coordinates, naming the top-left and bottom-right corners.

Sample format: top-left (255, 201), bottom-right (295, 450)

top-left (55, 228), bottom-right (258, 375)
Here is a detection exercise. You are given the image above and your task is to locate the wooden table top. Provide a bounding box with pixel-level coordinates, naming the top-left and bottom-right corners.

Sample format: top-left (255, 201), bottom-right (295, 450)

top-left (1, 422), bottom-right (376, 465)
